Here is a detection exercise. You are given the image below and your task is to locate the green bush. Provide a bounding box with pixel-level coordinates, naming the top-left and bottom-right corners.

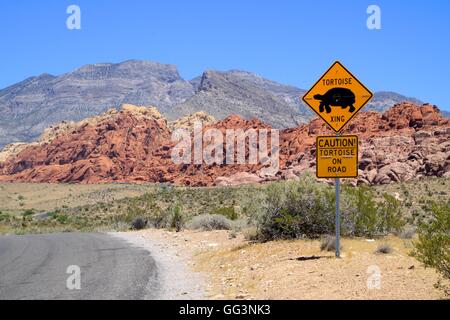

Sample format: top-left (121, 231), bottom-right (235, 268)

top-left (341, 186), bottom-right (378, 237)
top-left (170, 204), bottom-right (184, 232)
top-left (22, 209), bottom-right (35, 217)
top-left (342, 187), bottom-right (404, 237)
top-left (378, 194), bottom-right (405, 233)
top-left (256, 178), bottom-right (335, 241)
top-left (412, 203), bottom-right (450, 279)
top-left (210, 206), bottom-right (238, 220)
top-left (0, 212), bottom-right (11, 223)
top-left (255, 178), bottom-right (405, 241)
top-left (55, 214), bottom-right (69, 224)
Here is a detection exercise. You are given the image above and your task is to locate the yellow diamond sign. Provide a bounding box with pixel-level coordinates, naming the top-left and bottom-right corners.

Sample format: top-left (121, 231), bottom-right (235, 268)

top-left (302, 61), bottom-right (373, 133)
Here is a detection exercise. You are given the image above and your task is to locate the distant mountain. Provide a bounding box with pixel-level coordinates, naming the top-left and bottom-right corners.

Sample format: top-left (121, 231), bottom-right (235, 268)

top-left (364, 91), bottom-right (423, 112)
top-left (0, 59), bottom-right (426, 148)
top-left (0, 60), bottom-right (194, 148)
top-left (167, 70), bottom-right (308, 128)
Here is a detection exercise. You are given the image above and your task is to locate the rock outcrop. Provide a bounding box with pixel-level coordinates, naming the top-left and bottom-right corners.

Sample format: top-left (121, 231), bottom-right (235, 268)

top-left (0, 102), bottom-right (448, 186)
top-left (168, 112), bottom-right (216, 132)
top-left (0, 142), bottom-right (37, 163)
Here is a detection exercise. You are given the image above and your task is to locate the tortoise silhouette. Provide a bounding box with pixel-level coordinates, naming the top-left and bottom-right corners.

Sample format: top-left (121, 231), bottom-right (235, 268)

top-left (314, 88), bottom-right (356, 114)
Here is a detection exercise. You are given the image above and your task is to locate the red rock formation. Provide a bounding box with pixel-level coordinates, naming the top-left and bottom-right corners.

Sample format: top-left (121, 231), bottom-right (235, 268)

top-left (0, 102), bottom-right (448, 186)
top-left (0, 109), bottom-right (172, 183)
top-left (280, 103), bottom-right (449, 185)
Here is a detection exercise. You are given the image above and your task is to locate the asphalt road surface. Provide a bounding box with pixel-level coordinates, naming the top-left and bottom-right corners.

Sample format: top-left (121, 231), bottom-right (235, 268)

top-left (0, 233), bottom-right (159, 300)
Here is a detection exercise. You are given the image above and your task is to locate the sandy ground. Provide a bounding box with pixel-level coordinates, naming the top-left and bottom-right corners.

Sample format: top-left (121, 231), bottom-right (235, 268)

top-left (118, 229), bottom-right (449, 300)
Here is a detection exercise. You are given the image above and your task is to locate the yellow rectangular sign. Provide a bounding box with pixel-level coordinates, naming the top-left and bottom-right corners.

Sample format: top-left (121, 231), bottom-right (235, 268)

top-left (316, 135), bottom-right (358, 178)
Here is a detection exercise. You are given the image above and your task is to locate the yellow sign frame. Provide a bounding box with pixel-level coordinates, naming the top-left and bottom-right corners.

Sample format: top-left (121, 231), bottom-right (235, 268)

top-left (316, 135), bottom-right (358, 178)
top-left (302, 61), bottom-right (373, 133)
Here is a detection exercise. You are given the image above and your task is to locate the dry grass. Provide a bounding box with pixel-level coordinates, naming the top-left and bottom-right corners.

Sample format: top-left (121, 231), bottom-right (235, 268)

top-left (0, 182), bottom-right (155, 214)
top-left (0, 177), bottom-right (448, 238)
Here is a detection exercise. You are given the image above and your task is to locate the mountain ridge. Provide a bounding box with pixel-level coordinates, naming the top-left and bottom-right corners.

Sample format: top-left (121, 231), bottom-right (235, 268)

top-left (0, 59), bottom-right (432, 148)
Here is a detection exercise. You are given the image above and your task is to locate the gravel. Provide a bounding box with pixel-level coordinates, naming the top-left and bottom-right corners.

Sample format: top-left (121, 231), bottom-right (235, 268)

top-left (110, 231), bottom-right (204, 300)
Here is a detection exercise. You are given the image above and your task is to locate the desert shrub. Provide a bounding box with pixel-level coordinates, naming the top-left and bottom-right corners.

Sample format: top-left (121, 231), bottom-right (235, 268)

top-left (46, 211), bottom-right (69, 225)
top-left (341, 188), bottom-right (404, 237)
top-left (229, 218), bottom-right (249, 232)
top-left (47, 210), bottom-right (59, 218)
top-left (131, 217), bottom-right (147, 230)
top-left (56, 214), bottom-right (69, 224)
top-left (240, 194), bottom-right (266, 226)
top-left (22, 209), bottom-right (35, 217)
top-left (147, 210), bottom-right (171, 228)
top-left (412, 203), bottom-right (450, 279)
top-left (210, 206), bottom-right (238, 220)
top-left (375, 243), bottom-right (393, 254)
top-left (125, 203), bottom-right (146, 222)
top-left (187, 214), bottom-right (232, 231)
top-left (255, 178), bottom-right (405, 241)
top-left (320, 236), bottom-right (341, 252)
top-left (378, 194), bottom-right (405, 234)
top-left (256, 178), bottom-right (335, 241)
top-left (341, 186), bottom-right (378, 237)
top-left (0, 212), bottom-right (12, 223)
top-left (170, 204), bottom-right (184, 232)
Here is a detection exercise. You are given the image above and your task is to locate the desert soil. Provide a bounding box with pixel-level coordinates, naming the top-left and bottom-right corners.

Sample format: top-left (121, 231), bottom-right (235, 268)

top-left (120, 229), bottom-right (449, 300)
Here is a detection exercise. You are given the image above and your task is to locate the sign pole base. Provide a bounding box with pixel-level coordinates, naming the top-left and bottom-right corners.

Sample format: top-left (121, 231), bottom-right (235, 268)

top-left (335, 177), bottom-right (341, 258)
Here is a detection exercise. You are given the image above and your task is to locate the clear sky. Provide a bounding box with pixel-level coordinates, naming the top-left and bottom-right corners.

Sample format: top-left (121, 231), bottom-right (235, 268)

top-left (1, 0), bottom-right (449, 110)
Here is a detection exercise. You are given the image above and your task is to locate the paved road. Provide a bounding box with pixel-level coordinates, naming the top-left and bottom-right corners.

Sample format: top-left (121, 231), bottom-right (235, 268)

top-left (0, 233), bottom-right (159, 300)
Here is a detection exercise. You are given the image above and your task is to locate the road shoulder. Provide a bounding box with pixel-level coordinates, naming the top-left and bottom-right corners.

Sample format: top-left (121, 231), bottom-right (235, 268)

top-left (110, 231), bottom-right (205, 300)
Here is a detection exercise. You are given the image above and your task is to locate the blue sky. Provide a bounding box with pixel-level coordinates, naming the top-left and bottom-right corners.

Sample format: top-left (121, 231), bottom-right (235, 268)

top-left (1, 0), bottom-right (449, 110)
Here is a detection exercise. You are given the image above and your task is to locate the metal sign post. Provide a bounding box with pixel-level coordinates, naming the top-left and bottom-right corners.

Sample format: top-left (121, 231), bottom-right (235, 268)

top-left (335, 177), bottom-right (341, 258)
top-left (335, 134), bottom-right (341, 258)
